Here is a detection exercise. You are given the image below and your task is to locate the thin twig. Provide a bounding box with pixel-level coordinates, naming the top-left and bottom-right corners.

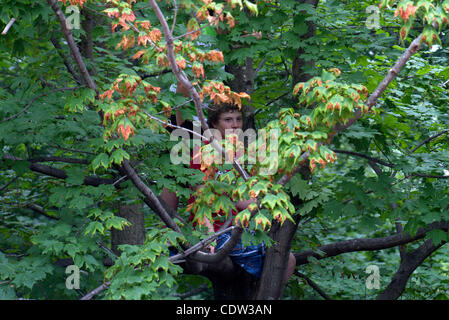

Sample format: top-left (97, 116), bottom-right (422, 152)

top-left (295, 271), bottom-right (333, 300)
top-left (409, 130), bottom-right (448, 154)
top-left (80, 282), bottom-right (110, 300)
top-left (277, 34), bottom-right (424, 189)
top-left (172, 17), bottom-right (220, 41)
top-left (0, 176), bottom-right (18, 195)
top-left (170, 226), bottom-right (235, 263)
top-left (1, 18), bottom-right (16, 35)
top-left (333, 149), bottom-right (394, 168)
top-left (142, 109), bottom-right (206, 141)
top-left (171, 0), bottom-right (178, 35)
top-left (0, 87), bottom-right (77, 123)
top-left (173, 284), bottom-right (209, 299)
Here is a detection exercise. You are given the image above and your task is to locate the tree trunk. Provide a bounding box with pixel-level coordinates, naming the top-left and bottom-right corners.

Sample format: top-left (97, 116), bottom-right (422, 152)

top-left (254, 219), bottom-right (299, 299)
top-left (292, 0), bottom-right (320, 87)
top-left (225, 57), bottom-right (255, 131)
top-left (80, 8), bottom-right (97, 75)
top-left (204, 262), bottom-right (258, 300)
top-left (111, 203), bottom-right (145, 256)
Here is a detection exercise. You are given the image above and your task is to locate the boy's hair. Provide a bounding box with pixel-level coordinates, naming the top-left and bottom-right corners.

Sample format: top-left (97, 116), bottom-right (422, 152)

top-left (207, 103), bottom-right (242, 128)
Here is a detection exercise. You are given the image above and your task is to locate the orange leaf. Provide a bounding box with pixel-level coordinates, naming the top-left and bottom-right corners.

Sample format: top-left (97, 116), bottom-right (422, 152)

top-left (132, 50), bottom-right (146, 60)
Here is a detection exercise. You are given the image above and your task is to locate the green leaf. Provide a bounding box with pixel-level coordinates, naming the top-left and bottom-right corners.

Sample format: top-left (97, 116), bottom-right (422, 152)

top-left (426, 229), bottom-right (448, 247)
top-left (84, 221), bottom-right (105, 236)
top-left (65, 167), bottom-right (85, 185)
top-left (92, 153), bottom-right (109, 171)
top-left (244, 0), bottom-right (258, 15)
top-left (109, 149), bottom-right (130, 165)
top-left (12, 160), bottom-right (30, 176)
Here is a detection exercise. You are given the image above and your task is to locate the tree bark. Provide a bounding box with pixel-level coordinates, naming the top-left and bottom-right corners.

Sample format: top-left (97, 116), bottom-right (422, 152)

top-left (205, 263), bottom-right (258, 300)
top-left (377, 240), bottom-right (446, 300)
top-left (111, 203), bottom-right (145, 256)
top-left (80, 8), bottom-right (94, 61)
top-left (225, 57), bottom-right (255, 131)
top-left (255, 219), bottom-right (299, 300)
top-left (294, 220), bottom-right (449, 266)
top-left (291, 0), bottom-right (320, 87)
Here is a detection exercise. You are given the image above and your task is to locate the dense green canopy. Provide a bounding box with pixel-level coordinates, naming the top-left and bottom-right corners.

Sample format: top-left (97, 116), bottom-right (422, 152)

top-left (0, 0), bottom-right (448, 300)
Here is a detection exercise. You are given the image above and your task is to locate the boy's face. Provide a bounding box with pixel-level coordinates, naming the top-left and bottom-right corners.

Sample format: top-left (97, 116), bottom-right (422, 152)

top-left (213, 110), bottom-right (243, 138)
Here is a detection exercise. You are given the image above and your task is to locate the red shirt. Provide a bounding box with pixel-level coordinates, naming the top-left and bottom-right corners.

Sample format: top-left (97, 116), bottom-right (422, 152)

top-left (187, 142), bottom-right (238, 232)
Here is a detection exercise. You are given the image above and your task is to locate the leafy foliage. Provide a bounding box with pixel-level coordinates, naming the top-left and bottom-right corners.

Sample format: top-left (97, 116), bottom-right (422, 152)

top-left (0, 0), bottom-right (448, 300)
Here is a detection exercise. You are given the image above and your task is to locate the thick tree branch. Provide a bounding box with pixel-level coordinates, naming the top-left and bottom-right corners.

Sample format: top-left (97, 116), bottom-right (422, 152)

top-left (3, 155), bottom-right (122, 187)
top-left (149, 0), bottom-right (206, 131)
top-left (377, 239), bottom-right (446, 300)
top-left (294, 220), bottom-right (449, 266)
top-left (29, 156), bottom-right (89, 165)
top-left (121, 159), bottom-right (182, 233)
top-left (331, 35), bottom-right (422, 138)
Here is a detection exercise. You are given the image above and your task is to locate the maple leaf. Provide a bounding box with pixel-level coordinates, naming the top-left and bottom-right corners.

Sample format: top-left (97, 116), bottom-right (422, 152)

top-left (99, 89), bottom-right (114, 101)
top-left (132, 50), bottom-right (146, 60)
top-left (149, 29), bottom-right (162, 42)
top-left (117, 124), bottom-right (134, 141)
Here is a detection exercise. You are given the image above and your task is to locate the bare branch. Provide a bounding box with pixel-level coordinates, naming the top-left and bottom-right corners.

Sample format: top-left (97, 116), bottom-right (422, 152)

top-left (332, 35), bottom-right (422, 139)
top-left (121, 159), bottom-right (182, 233)
top-left (409, 130), bottom-right (448, 154)
top-left (333, 149), bottom-right (394, 168)
top-left (3, 154), bottom-right (122, 187)
top-left (50, 34), bottom-right (83, 85)
top-left (377, 239), bottom-right (446, 300)
top-left (295, 271), bottom-right (333, 300)
top-left (29, 156), bottom-right (89, 165)
top-left (170, 226), bottom-right (235, 263)
top-left (1, 18), bottom-right (16, 35)
top-left (80, 282), bottom-right (110, 300)
top-left (149, 0), bottom-right (250, 181)
top-left (46, 0), bottom-right (98, 94)
top-left (48, 145), bottom-right (96, 155)
top-left (411, 173), bottom-right (449, 179)
top-left (334, 149), bottom-right (449, 179)
top-left (173, 284), bottom-right (209, 299)
top-left (171, 0), bottom-right (178, 35)
top-left (254, 58), bottom-right (266, 77)
top-left (0, 176), bottom-right (18, 194)
top-left (149, 0), bottom-right (207, 131)
top-left (25, 203), bottom-right (60, 220)
top-left (141, 109), bottom-right (206, 141)
top-left (272, 33), bottom-right (424, 189)
top-left (294, 220), bottom-right (449, 266)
